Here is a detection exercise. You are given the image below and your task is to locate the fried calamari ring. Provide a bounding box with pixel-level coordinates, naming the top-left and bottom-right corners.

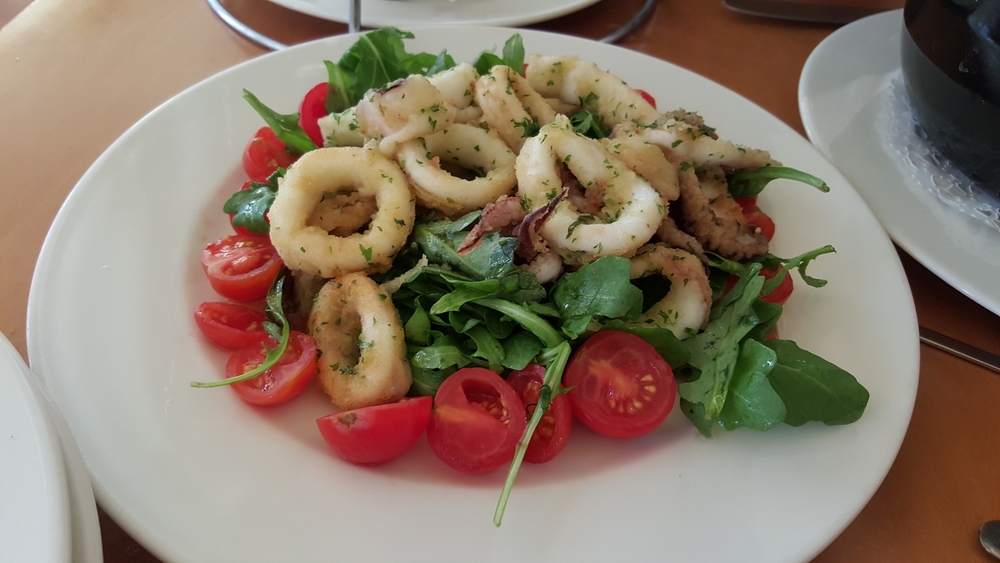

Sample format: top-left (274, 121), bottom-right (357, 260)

top-left (525, 54), bottom-right (660, 129)
top-left (629, 243), bottom-right (712, 340)
top-left (516, 115), bottom-right (664, 265)
top-left (474, 65), bottom-right (557, 154)
top-left (396, 123), bottom-right (517, 215)
top-left (428, 62), bottom-right (482, 124)
top-left (355, 74), bottom-right (458, 156)
top-left (617, 118), bottom-right (777, 171)
top-left (601, 135), bottom-right (680, 202)
top-left (269, 145), bottom-right (415, 277)
top-left (317, 107), bottom-right (365, 148)
top-left (308, 272), bottom-right (412, 411)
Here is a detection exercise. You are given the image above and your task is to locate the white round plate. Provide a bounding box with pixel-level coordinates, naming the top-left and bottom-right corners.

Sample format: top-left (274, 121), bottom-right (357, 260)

top-left (268, 0), bottom-right (601, 27)
top-left (28, 26), bottom-right (918, 563)
top-left (44, 382), bottom-right (104, 563)
top-left (0, 332), bottom-right (72, 563)
top-left (799, 9), bottom-right (1000, 317)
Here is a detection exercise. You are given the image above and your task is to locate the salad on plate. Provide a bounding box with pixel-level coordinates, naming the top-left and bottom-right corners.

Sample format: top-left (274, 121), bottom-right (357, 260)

top-left (189, 27), bottom-right (869, 525)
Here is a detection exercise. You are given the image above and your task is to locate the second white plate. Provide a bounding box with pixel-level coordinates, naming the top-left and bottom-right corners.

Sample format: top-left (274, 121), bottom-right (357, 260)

top-left (799, 9), bottom-right (1000, 317)
top-left (268, 0), bottom-right (602, 27)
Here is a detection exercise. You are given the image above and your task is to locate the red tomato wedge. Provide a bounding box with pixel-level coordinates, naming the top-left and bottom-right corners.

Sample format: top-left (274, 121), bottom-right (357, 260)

top-left (736, 196), bottom-right (776, 241)
top-left (201, 233), bottom-right (283, 302)
top-left (760, 266), bottom-right (794, 305)
top-left (635, 88), bottom-right (657, 109)
top-left (298, 82), bottom-right (329, 147)
top-left (563, 331), bottom-right (676, 439)
top-left (427, 367), bottom-right (526, 473)
top-left (506, 364), bottom-right (572, 464)
top-left (316, 396), bottom-right (433, 465)
top-left (193, 302), bottom-right (269, 349)
top-left (243, 126), bottom-right (295, 182)
top-left (225, 332), bottom-right (317, 406)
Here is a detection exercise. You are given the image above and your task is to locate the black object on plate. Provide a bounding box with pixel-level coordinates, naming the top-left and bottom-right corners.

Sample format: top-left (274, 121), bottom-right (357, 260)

top-left (901, 0), bottom-right (1000, 192)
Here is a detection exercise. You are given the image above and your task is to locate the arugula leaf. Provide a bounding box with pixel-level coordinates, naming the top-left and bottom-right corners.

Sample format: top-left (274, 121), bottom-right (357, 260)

top-left (223, 168), bottom-right (285, 234)
top-left (727, 166), bottom-right (830, 199)
top-left (550, 255), bottom-right (643, 339)
top-left (242, 90), bottom-right (318, 156)
top-left (403, 304), bottom-right (432, 345)
top-left (410, 333), bottom-right (479, 371)
top-left (500, 331), bottom-right (544, 370)
top-left (495, 341), bottom-right (571, 527)
top-left (763, 339), bottom-right (869, 426)
top-left (709, 245), bottom-right (837, 299)
top-left (325, 28), bottom-right (457, 111)
top-left (324, 60), bottom-right (355, 113)
top-left (409, 364), bottom-right (455, 396)
top-left (677, 265), bottom-right (765, 422)
top-left (717, 339), bottom-right (786, 431)
top-left (471, 34), bottom-right (526, 76)
top-left (412, 212), bottom-right (520, 280)
top-left (190, 276), bottom-right (291, 388)
top-left (465, 325), bottom-right (505, 371)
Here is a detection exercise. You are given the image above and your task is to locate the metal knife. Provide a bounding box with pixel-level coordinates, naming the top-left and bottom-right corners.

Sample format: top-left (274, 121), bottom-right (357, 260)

top-left (723, 0), bottom-right (893, 24)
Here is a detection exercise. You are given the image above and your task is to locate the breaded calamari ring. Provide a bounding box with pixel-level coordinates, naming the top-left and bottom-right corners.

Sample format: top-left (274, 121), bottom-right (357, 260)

top-left (317, 107), bottom-right (365, 148)
top-left (525, 54), bottom-right (660, 129)
top-left (428, 62), bottom-right (482, 124)
top-left (396, 123), bottom-right (517, 215)
top-left (516, 115), bottom-right (664, 265)
top-left (617, 118), bottom-right (778, 171)
top-left (474, 65), bottom-right (557, 154)
top-left (269, 145), bottom-right (415, 277)
top-left (355, 74), bottom-right (457, 156)
top-left (308, 272), bottom-right (412, 411)
top-left (629, 243), bottom-right (712, 340)
top-left (601, 135), bottom-right (680, 202)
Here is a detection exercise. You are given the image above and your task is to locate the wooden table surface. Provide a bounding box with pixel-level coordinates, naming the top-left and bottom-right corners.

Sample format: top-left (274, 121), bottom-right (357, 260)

top-left (1, 0), bottom-right (998, 561)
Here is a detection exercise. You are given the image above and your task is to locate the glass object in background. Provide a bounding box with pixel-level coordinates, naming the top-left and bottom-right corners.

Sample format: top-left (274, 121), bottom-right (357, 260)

top-left (901, 0), bottom-right (1000, 193)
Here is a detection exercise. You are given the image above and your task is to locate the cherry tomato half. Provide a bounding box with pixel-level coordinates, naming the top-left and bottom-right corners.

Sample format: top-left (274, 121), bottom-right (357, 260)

top-left (298, 82), bottom-right (329, 147)
top-left (635, 88), bottom-right (657, 109)
top-left (201, 233), bottom-right (283, 302)
top-left (225, 331), bottom-right (317, 406)
top-left (563, 331), bottom-right (676, 439)
top-left (506, 364), bottom-right (572, 464)
top-left (193, 301), bottom-right (270, 349)
top-left (427, 367), bottom-right (526, 473)
top-left (736, 196), bottom-right (776, 241)
top-left (760, 266), bottom-right (794, 305)
top-left (243, 126), bottom-right (295, 182)
top-left (316, 396), bottom-right (433, 465)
